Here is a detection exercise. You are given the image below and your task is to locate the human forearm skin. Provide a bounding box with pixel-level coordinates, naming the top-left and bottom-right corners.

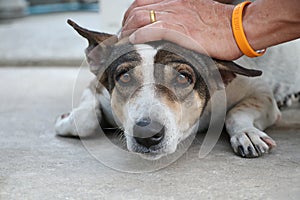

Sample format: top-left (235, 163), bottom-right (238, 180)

top-left (215, 0), bottom-right (235, 4)
top-left (243, 0), bottom-right (300, 51)
top-left (121, 0), bottom-right (299, 60)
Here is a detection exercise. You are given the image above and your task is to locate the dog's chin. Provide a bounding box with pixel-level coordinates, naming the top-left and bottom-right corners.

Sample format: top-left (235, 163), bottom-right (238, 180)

top-left (127, 144), bottom-right (177, 160)
top-left (138, 152), bottom-right (165, 160)
top-left (137, 146), bottom-right (178, 160)
top-left (126, 150), bottom-right (165, 160)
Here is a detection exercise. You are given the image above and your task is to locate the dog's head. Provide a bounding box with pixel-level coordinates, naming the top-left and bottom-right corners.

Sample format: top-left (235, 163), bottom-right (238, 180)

top-left (68, 20), bottom-right (262, 160)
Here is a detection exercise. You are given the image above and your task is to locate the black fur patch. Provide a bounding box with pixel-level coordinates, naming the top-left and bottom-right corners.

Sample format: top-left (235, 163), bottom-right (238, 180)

top-left (99, 44), bottom-right (142, 93)
top-left (153, 47), bottom-right (210, 107)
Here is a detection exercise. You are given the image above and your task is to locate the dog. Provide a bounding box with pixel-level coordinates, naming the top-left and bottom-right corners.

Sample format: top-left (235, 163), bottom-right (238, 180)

top-left (55, 19), bottom-right (300, 159)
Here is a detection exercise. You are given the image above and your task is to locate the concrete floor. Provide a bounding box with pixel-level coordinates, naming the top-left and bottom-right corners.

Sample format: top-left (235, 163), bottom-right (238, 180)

top-left (0, 67), bottom-right (299, 199)
top-left (0, 7), bottom-right (299, 200)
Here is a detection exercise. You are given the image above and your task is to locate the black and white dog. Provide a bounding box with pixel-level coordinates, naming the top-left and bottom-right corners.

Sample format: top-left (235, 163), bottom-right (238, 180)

top-left (55, 20), bottom-right (300, 159)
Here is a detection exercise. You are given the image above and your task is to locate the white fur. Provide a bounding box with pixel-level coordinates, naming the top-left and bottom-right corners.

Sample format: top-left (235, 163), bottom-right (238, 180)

top-left (55, 40), bottom-right (299, 158)
top-left (235, 39), bottom-right (300, 102)
top-left (135, 44), bottom-right (156, 84)
top-left (55, 87), bottom-right (101, 137)
top-left (123, 45), bottom-right (179, 155)
top-left (220, 40), bottom-right (300, 157)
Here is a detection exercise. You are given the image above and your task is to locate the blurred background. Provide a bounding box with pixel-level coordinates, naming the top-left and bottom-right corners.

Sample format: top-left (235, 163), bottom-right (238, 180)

top-left (0, 0), bottom-right (99, 18)
top-left (0, 0), bottom-right (133, 66)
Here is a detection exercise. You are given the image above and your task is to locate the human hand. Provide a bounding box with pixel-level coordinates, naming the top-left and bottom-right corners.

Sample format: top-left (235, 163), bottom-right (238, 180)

top-left (121, 0), bottom-right (243, 60)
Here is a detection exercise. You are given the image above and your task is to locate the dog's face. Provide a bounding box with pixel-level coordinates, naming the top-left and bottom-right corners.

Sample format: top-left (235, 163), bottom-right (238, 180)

top-left (68, 20), bottom-right (262, 160)
top-left (109, 44), bottom-right (210, 159)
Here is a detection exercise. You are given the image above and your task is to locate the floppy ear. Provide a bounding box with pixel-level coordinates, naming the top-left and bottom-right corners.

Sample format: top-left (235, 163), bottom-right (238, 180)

top-left (214, 60), bottom-right (262, 85)
top-left (67, 19), bottom-right (118, 76)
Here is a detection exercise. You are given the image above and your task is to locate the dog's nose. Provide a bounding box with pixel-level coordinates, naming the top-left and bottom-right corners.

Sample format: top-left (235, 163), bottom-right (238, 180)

top-left (133, 119), bottom-right (165, 148)
top-left (135, 117), bottom-right (151, 127)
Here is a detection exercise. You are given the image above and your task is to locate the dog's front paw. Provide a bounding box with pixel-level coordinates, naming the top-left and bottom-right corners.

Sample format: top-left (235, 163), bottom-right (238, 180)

top-left (230, 128), bottom-right (276, 158)
top-left (55, 112), bottom-right (76, 137)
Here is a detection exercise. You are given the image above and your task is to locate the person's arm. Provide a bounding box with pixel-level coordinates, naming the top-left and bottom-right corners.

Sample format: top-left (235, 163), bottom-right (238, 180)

top-left (121, 0), bottom-right (300, 60)
top-left (243, 0), bottom-right (300, 52)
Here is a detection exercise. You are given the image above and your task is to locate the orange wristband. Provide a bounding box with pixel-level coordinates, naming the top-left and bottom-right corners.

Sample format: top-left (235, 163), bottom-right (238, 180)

top-left (232, 1), bottom-right (266, 58)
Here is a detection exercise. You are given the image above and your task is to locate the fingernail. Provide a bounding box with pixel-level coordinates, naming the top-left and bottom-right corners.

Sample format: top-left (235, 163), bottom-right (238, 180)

top-left (129, 34), bottom-right (135, 43)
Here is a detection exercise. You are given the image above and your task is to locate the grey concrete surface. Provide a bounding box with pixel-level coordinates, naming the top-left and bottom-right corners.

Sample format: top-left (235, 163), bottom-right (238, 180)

top-left (0, 12), bottom-right (102, 66)
top-left (0, 67), bottom-right (299, 199)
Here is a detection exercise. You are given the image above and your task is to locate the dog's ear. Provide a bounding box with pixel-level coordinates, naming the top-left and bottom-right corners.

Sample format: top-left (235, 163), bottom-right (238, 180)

top-left (214, 60), bottom-right (262, 85)
top-left (67, 19), bottom-right (118, 76)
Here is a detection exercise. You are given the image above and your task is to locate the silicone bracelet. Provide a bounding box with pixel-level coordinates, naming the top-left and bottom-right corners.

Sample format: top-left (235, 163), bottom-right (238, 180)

top-left (232, 1), bottom-right (266, 57)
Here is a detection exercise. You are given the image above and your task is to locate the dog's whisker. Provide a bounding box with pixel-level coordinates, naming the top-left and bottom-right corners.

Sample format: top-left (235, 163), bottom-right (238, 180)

top-left (102, 127), bottom-right (123, 130)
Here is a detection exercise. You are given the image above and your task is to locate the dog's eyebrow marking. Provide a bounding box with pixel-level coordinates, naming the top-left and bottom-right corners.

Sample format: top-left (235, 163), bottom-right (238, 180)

top-left (154, 50), bottom-right (191, 66)
top-left (154, 49), bottom-right (193, 86)
top-left (110, 50), bottom-right (142, 70)
top-left (105, 48), bottom-right (142, 93)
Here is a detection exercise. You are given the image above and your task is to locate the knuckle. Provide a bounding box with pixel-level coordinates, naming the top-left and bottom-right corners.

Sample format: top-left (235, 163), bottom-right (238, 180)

top-left (175, 0), bottom-right (188, 7)
top-left (134, 0), bottom-right (144, 7)
top-left (131, 7), bottom-right (140, 13)
top-left (130, 7), bottom-right (139, 17)
top-left (133, 10), bottom-right (146, 25)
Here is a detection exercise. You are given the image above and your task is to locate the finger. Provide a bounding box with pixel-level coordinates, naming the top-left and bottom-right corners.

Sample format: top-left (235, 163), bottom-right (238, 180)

top-left (122, 0), bottom-right (164, 26)
top-left (120, 28), bottom-right (136, 39)
top-left (123, 10), bottom-right (152, 35)
top-left (128, 22), bottom-right (207, 56)
top-left (122, 10), bottom-right (170, 38)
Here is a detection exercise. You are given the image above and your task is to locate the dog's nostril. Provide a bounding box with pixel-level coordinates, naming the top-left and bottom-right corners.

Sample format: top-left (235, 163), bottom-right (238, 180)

top-left (136, 117), bottom-right (151, 127)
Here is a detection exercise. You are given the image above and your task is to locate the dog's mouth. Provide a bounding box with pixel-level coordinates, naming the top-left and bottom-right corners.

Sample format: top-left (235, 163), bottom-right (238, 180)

top-left (131, 141), bottom-right (164, 154)
top-left (130, 125), bottom-right (165, 151)
top-left (129, 141), bottom-right (167, 160)
top-left (125, 122), bottom-right (171, 159)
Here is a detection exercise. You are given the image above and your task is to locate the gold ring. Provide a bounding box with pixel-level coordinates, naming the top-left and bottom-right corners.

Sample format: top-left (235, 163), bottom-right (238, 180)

top-left (150, 10), bottom-right (156, 23)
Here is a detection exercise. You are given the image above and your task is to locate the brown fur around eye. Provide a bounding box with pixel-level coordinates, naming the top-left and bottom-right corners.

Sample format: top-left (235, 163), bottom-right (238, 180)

top-left (119, 73), bottom-right (131, 84)
top-left (176, 74), bottom-right (191, 85)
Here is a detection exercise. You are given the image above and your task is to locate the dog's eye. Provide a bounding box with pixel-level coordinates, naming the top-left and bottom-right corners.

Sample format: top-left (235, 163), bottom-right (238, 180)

top-left (118, 73), bottom-right (131, 84)
top-left (115, 67), bottom-right (132, 84)
top-left (175, 72), bottom-right (193, 86)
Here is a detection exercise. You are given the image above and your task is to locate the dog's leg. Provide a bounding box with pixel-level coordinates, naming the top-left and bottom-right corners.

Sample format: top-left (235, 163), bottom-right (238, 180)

top-left (225, 91), bottom-right (281, 158)
top-left (55, 84), bottom-right (101, 137)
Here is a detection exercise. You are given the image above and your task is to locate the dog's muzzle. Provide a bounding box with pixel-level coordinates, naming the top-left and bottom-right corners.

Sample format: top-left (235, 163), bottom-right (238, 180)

top-left (132, 117), bottom-right (165, 151)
